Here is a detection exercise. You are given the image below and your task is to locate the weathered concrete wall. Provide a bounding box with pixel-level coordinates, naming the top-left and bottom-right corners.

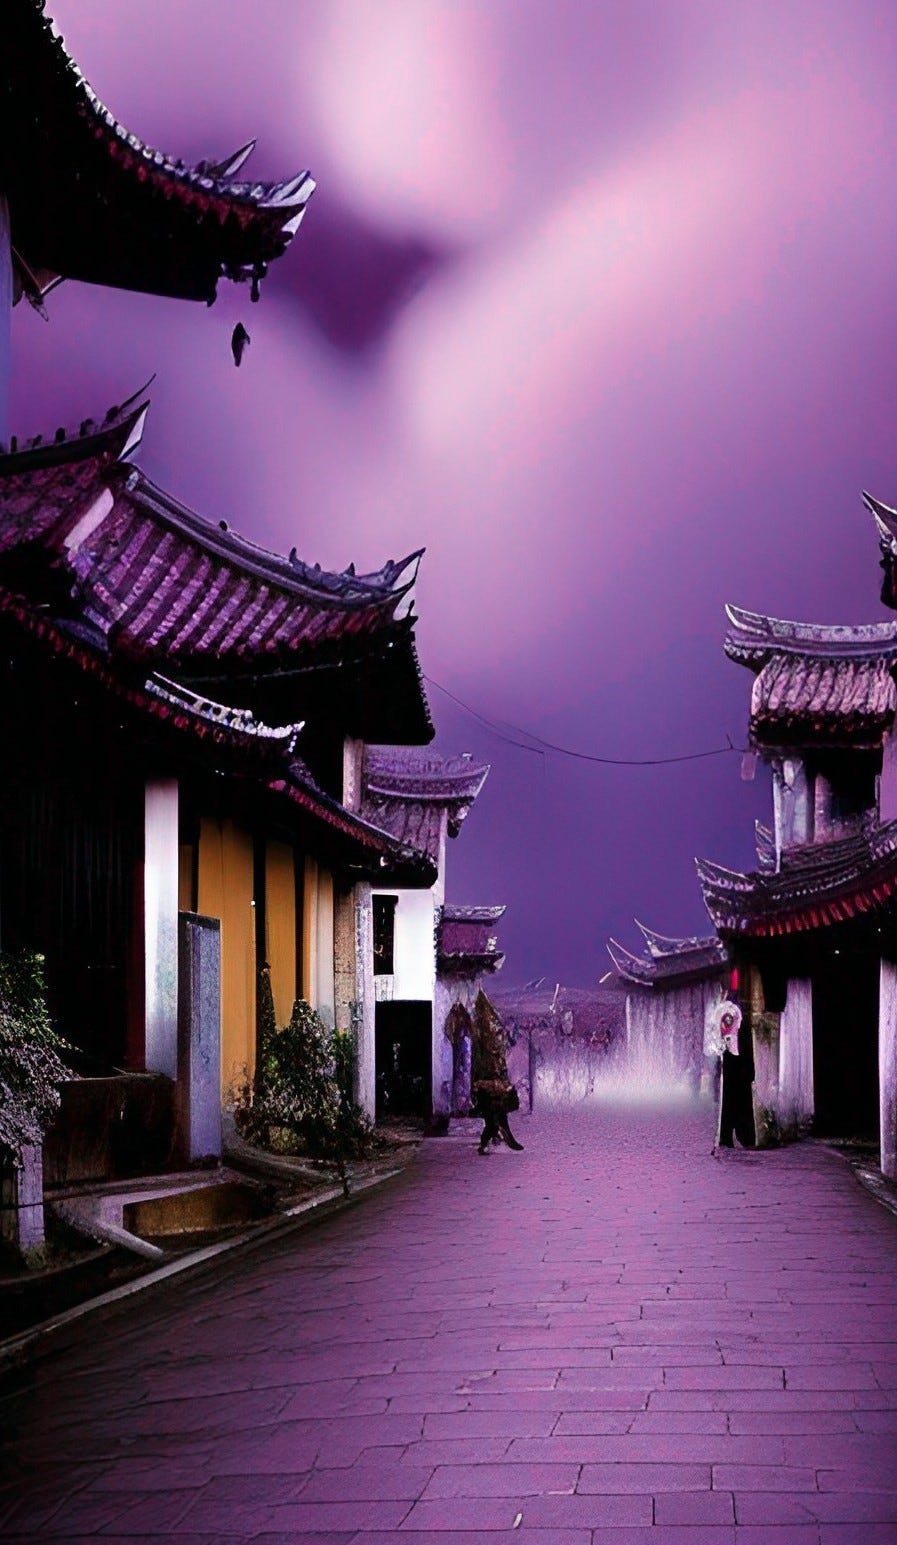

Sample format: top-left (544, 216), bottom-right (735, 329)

top-left (333, 883), bottom-right (356, 1034)
top-left (177, 912), bottom-right (222, 1162)
top-left (0, 1146), bottom-right (45, 1258)
top-left (626, 978), bottom-right (717, 1088)
top-left (144, 778), bottom-right (179, 1080)
top-left (433, 974), bottom-right (481, 1115)
top-left (880, 958), bottom-right (897, 1180)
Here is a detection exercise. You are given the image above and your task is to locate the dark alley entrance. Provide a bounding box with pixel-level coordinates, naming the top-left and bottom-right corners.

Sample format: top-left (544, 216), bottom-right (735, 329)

top-left (812, 946), bottom-right (880, 1140)
top-left (375, 1000), bottom-right (432, 1120)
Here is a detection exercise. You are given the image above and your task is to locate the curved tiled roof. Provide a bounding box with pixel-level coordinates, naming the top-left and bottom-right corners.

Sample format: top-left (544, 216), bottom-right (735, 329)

top-left (749, 653), bottom-right (896, 747)
top-left (361, 747), bottom-right (489, 856)
top-left (696, 817), bottom-right (897, 936)
top-left (0, 584), bottom-right (435, 882)
top-left (724, 604), bottom-right (897, 748)
top-left (607, 930), bottom-right (727, 987)
top-left (437, 903), bottom-right (505, 977)
top-left (0, 395), bottom-right (424, 668)
top-left (361, 751), bottom-right (488, 860)
top-left (4, 0), bottom-right (313, 304)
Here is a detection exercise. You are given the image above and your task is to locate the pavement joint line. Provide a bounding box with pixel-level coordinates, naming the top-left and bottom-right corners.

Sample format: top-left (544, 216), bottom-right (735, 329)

top-left (0, 1160), bottom-right (410, 1376)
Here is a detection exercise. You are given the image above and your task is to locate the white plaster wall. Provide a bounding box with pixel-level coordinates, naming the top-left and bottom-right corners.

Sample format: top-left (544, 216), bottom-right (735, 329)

top-left (354, 883), bottom-right (376, 1118)
top-left (373, 886), bottom-right (436, 1002)
top-left (778, 976), bottom-right (814, 1132)
top-left (144, 778), bottom-right (179, 1080)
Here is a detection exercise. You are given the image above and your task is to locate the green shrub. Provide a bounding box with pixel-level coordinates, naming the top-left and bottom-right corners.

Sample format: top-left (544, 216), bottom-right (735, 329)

top-left (241, 984), bottom-right (375, 1175)
top-left (0, 952), bottom-right (70, 1162)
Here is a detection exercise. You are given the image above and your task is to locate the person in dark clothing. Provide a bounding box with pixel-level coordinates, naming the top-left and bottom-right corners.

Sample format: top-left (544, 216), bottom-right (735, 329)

top-left (471, 989), bottom-right (523, 1153)
top-left (715, 1001), bottom-right (756, 1148)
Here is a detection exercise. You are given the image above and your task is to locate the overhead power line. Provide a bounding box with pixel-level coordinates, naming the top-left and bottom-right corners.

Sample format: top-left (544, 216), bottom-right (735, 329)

top-left (424, 675), bottom-right (740, 768)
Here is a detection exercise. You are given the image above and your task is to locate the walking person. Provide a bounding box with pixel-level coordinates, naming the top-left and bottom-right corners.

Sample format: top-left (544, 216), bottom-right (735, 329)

top-left (471, 989), bottom-right (523, 1153)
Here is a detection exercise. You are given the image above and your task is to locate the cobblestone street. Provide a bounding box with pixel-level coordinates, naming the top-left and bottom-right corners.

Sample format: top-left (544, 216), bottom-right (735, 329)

top-left (2, 1104), bottom-right (897, 1544)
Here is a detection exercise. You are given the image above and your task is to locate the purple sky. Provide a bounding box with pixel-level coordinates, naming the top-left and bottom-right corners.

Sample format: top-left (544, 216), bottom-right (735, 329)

top-left (12, 1), bottom-right (897, 984)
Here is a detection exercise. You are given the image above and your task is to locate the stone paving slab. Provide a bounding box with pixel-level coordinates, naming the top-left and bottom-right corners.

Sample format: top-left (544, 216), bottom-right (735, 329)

top-left (1, 1105), bottom-right (896, 1540)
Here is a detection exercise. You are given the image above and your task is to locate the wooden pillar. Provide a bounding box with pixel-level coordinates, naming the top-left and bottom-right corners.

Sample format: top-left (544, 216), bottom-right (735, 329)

top-left (0, 196), bottom-right (10, 446)
top-left (879, 958), bottom-right (897, 1180)
top-left (144, 778), bottom-right (179, 1080)
top-left (779, 976), bottom-right (814, 1132)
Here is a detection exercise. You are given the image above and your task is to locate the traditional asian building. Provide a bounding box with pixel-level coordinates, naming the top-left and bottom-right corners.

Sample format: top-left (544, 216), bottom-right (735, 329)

top-left (607, 925), bottom-right (729, 1089)
top-left (696, 588), bottom-right (897, 1172)
top-left (0, 395), bottom-right (436, 1177)
top-left (0, 2), bottom-right (318, 1250)
top-left (354, 748), bottom-right (499, 1118)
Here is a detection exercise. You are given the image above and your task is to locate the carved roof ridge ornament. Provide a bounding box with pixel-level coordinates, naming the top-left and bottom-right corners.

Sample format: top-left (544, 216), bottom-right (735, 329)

top-left (633, 918), bottom-right (721, 957)
top-left (0, 384), bottom-right (152, 468)
top-left (607, 932), bottom-right (727, 986)
top-left (441, 904), bottom-right (507, 923)
top-left (0, 393), bottom-right (423, 612)
top-left (863, 490), bottom-right (897, 554)
top-left (131, 475), bottom-right (424, 610)
top-left (725, 602), bottom-right (897, 663)
top-left (146, 673), bottom-right (305, 746)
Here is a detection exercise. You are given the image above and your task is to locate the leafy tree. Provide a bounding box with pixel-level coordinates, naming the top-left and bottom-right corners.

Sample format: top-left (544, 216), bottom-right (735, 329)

top-left (0, 952), bottom-right (70, 1163)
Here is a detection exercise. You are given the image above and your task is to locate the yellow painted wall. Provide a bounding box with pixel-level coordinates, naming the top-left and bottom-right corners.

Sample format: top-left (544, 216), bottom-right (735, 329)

top-left (265, 840), bottom-right (297, 1030)
top-left (178, 845), bottom-right (195, 912)
top-left (197, 818), bottom-right (256, 1095)
top-left (302, 855), bottom-right (318, 1006)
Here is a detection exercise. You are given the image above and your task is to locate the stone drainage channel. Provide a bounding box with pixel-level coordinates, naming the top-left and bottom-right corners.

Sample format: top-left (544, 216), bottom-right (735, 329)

top-left (0, 1136), bottom-right (419, 1369)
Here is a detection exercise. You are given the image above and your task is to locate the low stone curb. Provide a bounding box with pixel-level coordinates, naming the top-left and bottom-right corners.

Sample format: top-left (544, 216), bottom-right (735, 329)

top-left (0, 1158), bottom-right (409, 1376)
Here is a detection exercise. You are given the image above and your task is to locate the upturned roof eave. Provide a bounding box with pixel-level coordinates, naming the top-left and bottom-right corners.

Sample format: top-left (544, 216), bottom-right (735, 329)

top-left (4, 0), bottom-right (313, 303)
